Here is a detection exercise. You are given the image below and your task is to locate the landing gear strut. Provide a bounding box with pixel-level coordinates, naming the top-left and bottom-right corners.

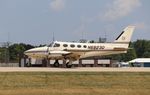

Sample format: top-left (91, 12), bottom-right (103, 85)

top-left (66, 60), bottom-right (72, 68)
top-left (53, 60), bottom-right (59, 67)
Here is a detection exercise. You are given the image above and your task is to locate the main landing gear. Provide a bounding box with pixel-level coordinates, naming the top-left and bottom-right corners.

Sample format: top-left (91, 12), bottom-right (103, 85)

top-left (53, 59), bottom-right (72, 68)
top-left (53, 60), bottom-right (60, 67)
top-left (66, 61), bottom-right (72, 68)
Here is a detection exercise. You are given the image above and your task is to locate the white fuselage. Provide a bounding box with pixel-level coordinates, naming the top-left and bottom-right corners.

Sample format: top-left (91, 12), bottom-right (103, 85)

top-left (25, 26), bottom-right (135, 62)
top-left (25, 41), bottom-right (128, 61)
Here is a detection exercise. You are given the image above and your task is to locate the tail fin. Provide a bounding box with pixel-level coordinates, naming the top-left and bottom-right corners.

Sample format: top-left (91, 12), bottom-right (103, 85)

top-left (114, 26), bottom-right (135, 43)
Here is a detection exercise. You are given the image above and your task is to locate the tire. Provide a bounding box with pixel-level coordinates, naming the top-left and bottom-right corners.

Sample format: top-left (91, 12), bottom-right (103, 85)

top-left (66, 62), bottom-right (72, 68)
top-left (53, 61), bottom-right (59, 67)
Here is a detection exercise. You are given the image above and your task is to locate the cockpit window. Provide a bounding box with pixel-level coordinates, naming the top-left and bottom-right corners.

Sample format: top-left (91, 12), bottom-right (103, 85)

top-left (54, 43), bottom-right (60, 47)
top-left (48, 42), bottom-right (54, 47)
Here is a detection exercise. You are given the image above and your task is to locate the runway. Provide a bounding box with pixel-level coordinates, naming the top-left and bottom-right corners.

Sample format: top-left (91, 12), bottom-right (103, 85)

top-left (0, 67), bottom-right (150, 72)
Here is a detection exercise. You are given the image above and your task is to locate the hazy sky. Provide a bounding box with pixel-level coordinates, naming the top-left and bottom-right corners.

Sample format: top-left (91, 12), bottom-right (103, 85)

top-left (0, 0), bottom-right (150, 45)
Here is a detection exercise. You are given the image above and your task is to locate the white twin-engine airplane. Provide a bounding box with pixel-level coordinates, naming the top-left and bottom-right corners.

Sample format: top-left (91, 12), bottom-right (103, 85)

top-left (25, 26), bottom-right (135, 68)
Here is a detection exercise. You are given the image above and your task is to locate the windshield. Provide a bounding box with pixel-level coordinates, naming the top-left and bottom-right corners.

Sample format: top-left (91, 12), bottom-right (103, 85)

top-left (48, 42), bottom-right (54, 47)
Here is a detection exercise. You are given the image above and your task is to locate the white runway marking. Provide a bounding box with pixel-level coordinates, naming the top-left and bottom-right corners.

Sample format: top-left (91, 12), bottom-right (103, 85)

top-left (0, 67), bottom-right (150, 72)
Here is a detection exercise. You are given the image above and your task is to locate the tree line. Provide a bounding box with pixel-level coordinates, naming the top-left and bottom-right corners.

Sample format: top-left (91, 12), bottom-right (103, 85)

top-left (109, 39), bottom-right (150, 61)
top-left (0, 40), bottom-right (150, 63)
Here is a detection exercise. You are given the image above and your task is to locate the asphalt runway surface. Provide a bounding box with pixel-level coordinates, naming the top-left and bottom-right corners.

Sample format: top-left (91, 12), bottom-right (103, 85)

top-left (0, 67), bottom-right (150, 72)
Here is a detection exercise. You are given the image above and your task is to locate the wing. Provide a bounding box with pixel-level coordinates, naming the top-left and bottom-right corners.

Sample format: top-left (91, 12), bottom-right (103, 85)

top-left (48, 50), bottom-right (82, 60)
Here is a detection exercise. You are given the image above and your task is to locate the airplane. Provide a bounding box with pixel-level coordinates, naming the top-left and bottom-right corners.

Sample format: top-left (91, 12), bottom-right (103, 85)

top-left (24, 26), bottom-right (135, 68)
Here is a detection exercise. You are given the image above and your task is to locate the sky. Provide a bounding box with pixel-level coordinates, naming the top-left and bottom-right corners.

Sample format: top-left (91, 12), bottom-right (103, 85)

top-left (0, 0), bottom-right (150, 45)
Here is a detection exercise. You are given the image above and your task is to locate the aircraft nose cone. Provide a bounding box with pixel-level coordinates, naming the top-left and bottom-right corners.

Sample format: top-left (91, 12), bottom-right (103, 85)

top-left (24, 49), bottom-right (33, 54)
top-left (24, 48), bottom-right (36, 55)
top-left (24, 47), bottom-right (48, 56)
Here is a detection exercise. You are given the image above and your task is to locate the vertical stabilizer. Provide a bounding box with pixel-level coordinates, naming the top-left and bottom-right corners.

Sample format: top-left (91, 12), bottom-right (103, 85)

top-left (114, 26), bottom-right (135, 43)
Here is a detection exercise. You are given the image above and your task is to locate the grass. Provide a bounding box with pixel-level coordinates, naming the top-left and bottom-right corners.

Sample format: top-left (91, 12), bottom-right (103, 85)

top-left (0, 72), bottom-right (149, 95)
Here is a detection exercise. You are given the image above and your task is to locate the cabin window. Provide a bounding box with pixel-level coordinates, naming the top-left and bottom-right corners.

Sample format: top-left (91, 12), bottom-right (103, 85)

top-left (54, 43), bottom-right (60, 47)
top-left (63, 44), bottom-right (68, 47)
top-left (77, 45), bottom-right (81, 48)
top-left (83, 45), bottom-right (87, 48)
top-left (70, 44), bottom-right (75, 48)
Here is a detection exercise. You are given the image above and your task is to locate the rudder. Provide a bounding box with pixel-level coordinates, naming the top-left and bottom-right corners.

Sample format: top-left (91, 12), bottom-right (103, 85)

top-left (114, 26), bottom-right (135, 43)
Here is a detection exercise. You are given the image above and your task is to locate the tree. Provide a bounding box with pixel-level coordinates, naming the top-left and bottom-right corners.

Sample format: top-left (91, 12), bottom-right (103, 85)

top-left (123, 49), bottom-right (137, 61)
top-left (143, 51), bottom-right (150, 58)
top-left (9, 43), bottom-right (35, 62)
top-left (0, 48), bottom-right (5, 63)
top-left (133, 40), bottom-right (150, 58)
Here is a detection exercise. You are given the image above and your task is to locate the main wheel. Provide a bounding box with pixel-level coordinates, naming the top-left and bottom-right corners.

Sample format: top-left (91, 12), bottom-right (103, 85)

top-left (66, 62), bottom-right (72, 68)
top-left (53, 60), bottom-right (59, 67)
